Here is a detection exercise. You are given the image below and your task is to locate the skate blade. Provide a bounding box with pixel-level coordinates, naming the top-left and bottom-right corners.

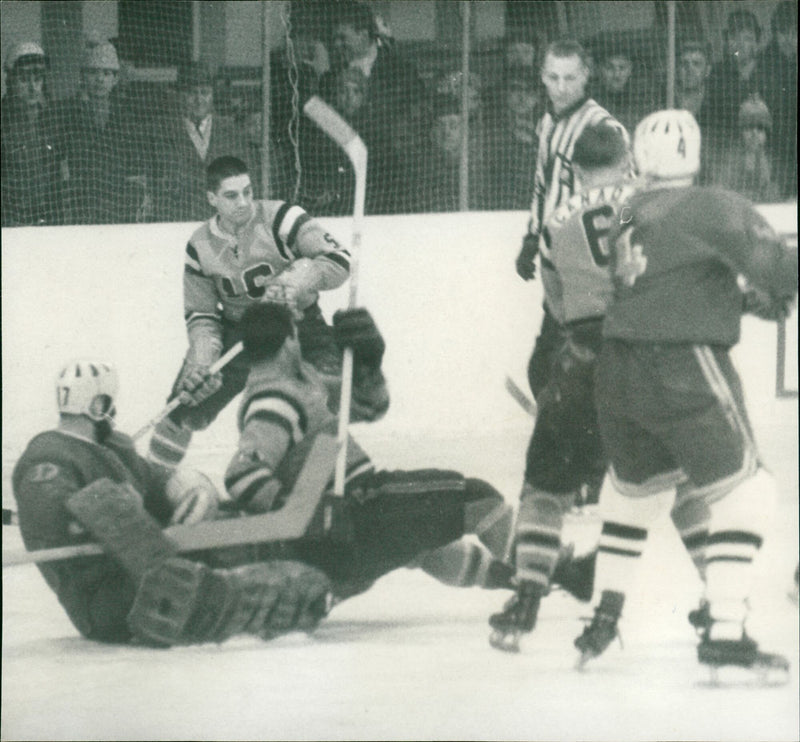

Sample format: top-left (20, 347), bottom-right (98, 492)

top-left (489, 629), bottom-right (522, 653)
top-left (574, 650), bottom-right (597, 671)
top-left (698, 661), bottom-right (791, 688)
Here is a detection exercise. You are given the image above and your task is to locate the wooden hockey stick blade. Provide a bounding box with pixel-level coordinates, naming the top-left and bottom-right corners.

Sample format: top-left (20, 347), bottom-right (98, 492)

top-left (132, 341), bottom-right (244, 440)
top-left (505, 375), bottom-right (537, 418)
top-left (3, 434), bottom-right (339, 568)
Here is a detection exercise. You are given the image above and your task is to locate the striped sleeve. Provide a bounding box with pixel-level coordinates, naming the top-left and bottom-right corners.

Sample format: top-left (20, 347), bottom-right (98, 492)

top-left (225, 390), bottom-right (307, 509)
top-left (183, 241), bottom-right (223, 346)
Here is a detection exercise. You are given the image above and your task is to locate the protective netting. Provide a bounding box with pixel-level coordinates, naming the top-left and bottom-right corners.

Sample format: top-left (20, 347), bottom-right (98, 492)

top-left (1, 0), bottom-right (796, 227)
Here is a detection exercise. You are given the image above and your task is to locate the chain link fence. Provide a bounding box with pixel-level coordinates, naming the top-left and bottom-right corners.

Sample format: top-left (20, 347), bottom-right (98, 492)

top-left (1, 0), bottom-right (796, 227)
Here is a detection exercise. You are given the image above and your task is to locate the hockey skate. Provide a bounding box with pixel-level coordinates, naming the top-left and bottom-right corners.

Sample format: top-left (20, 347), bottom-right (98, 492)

top-left (574, 589), bottom-right (624, 669)
top-left (698, 629), bottom-right (790, 686)
top-left (488, 581), bottom-right (543, 653)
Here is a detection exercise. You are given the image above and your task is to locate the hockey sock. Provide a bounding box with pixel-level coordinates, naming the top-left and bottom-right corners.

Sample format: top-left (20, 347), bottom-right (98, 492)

top-left (671, 484), bottom-right (711, 583)
top-left (463, 480), bottom-right (514, 560)
top-left (416, 539), bottom-right (504, 588)
top-left (512, 484), bottom-right (574, 592)
top-left (705, 468), bottom-right (776, 639)
top-left (594, 472), bottom-right (674, 596)
top-left (148, 417), bottom-right (193, 470)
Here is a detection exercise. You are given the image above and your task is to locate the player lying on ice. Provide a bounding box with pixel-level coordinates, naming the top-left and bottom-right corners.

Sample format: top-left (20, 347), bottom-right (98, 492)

top-left (12, 360), bottom-right (332, 646)
top-left (11, 306), bottom-right (539, 647)
top-left (220, 302), bottom-right (519, 601)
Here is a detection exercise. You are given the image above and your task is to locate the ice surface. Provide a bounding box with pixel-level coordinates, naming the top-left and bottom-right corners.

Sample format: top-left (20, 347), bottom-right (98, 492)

top-left (2, 212), bottom-right (798, 741)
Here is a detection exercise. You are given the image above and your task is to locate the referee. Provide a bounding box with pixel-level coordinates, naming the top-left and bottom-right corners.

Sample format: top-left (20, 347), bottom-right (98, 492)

top-left (518, 39), bottom-right (629, 396)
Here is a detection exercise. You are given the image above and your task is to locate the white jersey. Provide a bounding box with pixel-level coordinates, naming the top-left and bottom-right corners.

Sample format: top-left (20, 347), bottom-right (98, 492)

top-left (529, 97), bottom-right (628, 244)
top-left (541, 181), bottom-right (639, 324)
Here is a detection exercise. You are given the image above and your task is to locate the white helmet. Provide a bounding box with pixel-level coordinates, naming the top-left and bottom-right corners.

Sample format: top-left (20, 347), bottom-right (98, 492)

top-left (633, 109), bottom-right (701, 183)
top-left (56, 360), bottom-right (119, 421)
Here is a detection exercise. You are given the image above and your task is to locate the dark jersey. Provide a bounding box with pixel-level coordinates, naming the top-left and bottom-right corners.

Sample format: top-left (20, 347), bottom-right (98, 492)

top-left (604, 186), bottom-right (797, 344)
top-left (11, 430), bottom-right (173, 642)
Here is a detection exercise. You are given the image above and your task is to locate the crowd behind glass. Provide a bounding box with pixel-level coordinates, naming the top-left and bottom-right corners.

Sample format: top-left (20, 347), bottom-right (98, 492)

top-left (1, 0), bottom-right (796, 228)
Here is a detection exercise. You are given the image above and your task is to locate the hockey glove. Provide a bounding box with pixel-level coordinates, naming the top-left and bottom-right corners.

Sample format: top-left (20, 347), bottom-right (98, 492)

top-left (516, 232), bottom-right (539, 281)
top-left (742, 285), bottom-right (796, 322)
top-left (165, 468), bottom-right (220, 525)
top-left (333, 308), bottom-right (386, 369)
top-left (264, 258), bottom-right (323, 320)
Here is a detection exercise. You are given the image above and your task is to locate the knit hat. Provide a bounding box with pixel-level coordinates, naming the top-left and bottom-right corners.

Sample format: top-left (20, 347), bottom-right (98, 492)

top-left (84, 42), bottom-right (120, 71)
top-left (739, 97), bottom-right (772, 131)
top-left (4, 41), bottom-right (46, 73)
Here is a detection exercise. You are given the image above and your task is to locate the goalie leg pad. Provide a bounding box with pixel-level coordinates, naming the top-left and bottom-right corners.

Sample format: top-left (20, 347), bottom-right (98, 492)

top-left (66, 478), bottom-right (177, 580)
top-left (127, 557), bottom-right (333, 646)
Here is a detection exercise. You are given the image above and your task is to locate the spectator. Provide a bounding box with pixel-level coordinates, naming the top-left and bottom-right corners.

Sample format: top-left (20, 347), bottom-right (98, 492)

top-left (485, 67), bottom-right (543, 210)
top-left (323, 1), bottom-right (425, 213)
top-left (755, 1), bottom-right (797, 198)
top-left (57, 41), bottom-right (152, 224)
top-left (294, 67), bottom-right (371, 216)
top-left (589, 35), bottom-right (658, 135)
top-left (673, 38), bottom-right (716, 184)
top-left (154, 61), bottom-right (249, 222)
top-left (1, 41), bottom-right (66, 226)
top-left (706, 10), bottom-right (764, 138)
top-left (420, 92), bottom-right (489, 212)
top-left (710, 96), bottom-right (781, 203)
top-left (270, 4), bottom-right (329, 159)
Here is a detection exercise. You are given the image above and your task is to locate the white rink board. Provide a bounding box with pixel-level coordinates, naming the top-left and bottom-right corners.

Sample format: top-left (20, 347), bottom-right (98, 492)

top-left (2, 206), bottom-right (796, 487)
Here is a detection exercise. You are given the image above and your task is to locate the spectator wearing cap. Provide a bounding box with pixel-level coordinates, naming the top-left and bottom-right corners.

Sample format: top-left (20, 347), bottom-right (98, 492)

top-left (1, 41), bottom-right (67, 226)
top-left (755, 1), bottom-right (797, 198)
top-left (706, 10), bottom-right (765, 138)
top-left (321, 0), bottom-right (425, 213)
top-left (154, 61), bottom-right (249, 222)
top-left (56, 41), bottom-right (152, 224)
top-left (710, 96), bottom-right (780, 203)
top-left (485, 66), bottom-right (543, 210)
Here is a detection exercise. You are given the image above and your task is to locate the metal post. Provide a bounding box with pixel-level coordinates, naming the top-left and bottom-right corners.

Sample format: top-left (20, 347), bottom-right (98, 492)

top-left (261, 1), bottom-right (274, 197)
top-left (191, 1), bottom-right (201, 62)
top-left (459, 1), bottom-right (471, 212)
top-left (666, 0), bottom-right (676, 108)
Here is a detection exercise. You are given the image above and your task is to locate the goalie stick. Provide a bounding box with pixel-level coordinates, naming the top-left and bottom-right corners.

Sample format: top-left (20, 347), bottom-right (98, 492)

top-left (303, 96), bottom-right (367, 502)
top-left (131, 341), bottom-right (245, 441)
top-left (3, 434), bottom-right (339, 568)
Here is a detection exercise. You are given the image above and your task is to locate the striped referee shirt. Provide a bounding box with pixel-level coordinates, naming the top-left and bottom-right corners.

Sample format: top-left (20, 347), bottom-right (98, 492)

top-left (528, 96), bottom-right (629, 244)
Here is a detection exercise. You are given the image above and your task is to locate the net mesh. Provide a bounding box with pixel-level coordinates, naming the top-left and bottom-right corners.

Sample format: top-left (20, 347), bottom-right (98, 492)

top-left (1, 0), bottom-right (796, 227)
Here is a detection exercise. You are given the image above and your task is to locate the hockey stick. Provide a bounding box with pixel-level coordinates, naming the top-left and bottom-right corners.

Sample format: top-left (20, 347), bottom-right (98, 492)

top-left (303, 96), bottom-right (367, 499)
top-left (131, 341), bottom-right (244, 441)
top-left (3, 433), bottom-right (339, 567)
top-left (505, 375), bottom-right (537, 418)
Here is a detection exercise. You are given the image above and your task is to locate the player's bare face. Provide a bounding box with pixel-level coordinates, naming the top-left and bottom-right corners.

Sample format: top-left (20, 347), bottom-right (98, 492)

top-left (209, 174), bottom-right (254, 231)
top-left (541, 54), bottom-right (588, 114)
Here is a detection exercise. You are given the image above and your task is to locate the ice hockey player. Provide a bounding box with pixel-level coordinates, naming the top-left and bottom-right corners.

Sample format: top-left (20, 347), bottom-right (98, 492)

top-left (148, 155), bottom-right (351, 471)
top-left (222, 302), bottom-right (517, 600)
top-left (12, 360), bottom-right (332, 646)
top-left (489, 121), bottom-right (636, 652)
top-left (574, 109), bottom-right (796, 682)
